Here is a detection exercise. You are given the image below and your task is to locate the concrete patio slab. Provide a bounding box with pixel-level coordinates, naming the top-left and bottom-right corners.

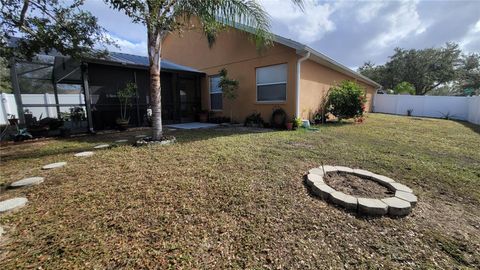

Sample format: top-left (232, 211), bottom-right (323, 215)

top-left (166, 122), bottom-right (219, 129)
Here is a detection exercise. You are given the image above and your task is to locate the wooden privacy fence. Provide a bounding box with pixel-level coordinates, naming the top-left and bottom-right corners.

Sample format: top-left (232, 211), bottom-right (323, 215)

top-left (373, 94), bottom-right (480, 125)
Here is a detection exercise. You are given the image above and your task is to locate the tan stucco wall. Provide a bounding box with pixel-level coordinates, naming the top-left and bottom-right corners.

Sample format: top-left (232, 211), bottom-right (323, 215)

top-left (300, 59), bottom-right (376, 120)
top-left (163, 24), bottom-right (377, 123)
top-left (163, 26), bottom-right (299, 123)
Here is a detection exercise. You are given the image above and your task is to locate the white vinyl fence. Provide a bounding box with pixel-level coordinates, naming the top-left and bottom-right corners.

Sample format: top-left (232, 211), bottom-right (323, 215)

top-left (1, 93), bottom-right (85, 125)
top-left (373, 94), bottom-right (480, 125)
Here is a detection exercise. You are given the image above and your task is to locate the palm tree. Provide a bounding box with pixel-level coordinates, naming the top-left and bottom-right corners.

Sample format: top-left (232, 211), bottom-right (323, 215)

top-left (106, 0), bottom-right (304, 141)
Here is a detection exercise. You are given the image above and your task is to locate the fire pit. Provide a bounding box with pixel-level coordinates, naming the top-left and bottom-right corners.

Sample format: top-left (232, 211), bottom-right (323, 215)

top-left (306, 165), bottom-right (417, 217)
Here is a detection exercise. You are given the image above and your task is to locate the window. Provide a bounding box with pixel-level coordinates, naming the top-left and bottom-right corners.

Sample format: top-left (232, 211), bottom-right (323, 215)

top-left (210, 75), bottom-right (222, 110)
top-left (256, 64), bottom-right (287, 102)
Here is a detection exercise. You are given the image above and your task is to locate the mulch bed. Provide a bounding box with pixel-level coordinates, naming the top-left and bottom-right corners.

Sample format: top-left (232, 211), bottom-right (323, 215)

top-left (324, 172), bottom-right (394, 198)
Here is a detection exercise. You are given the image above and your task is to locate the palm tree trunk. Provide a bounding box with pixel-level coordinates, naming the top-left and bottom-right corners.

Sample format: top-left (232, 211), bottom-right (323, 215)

top-left (148, 30), bottom-right (163, 141)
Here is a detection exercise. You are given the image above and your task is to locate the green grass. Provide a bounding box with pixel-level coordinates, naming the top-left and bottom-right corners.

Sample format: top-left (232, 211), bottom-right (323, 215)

top-left (0, 114), bottom-right (479, 269)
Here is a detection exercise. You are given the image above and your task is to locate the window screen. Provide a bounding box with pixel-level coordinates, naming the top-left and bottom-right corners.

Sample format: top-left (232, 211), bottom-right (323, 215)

top-left (210, 75), bottom-right (222, 110)
top-left (256, 64), bottom-right (287, 102)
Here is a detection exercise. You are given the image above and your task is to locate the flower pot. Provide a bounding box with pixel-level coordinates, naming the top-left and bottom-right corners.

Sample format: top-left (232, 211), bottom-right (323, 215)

top-left (286, 122), bottom-right (293, 130)
top-left (116, 118), bottom-right (130, 131)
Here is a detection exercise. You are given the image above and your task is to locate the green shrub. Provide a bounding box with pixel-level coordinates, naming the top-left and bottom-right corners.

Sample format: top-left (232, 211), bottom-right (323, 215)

top-left (327, 80), bottom-right (366, 120)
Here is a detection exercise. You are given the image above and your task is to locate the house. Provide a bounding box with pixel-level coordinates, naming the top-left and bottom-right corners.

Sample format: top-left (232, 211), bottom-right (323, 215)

top-left (162, 22), bottom-right (381, 123)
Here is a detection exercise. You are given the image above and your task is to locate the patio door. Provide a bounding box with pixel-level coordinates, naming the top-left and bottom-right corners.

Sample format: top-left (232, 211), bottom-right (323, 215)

top-left (178, 77), bottom-right (197, 122)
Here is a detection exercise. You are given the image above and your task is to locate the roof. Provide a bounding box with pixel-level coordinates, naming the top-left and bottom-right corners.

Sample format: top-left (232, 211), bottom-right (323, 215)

top-left (105, 52), bottom-right (201, 73)
top-left (232, 23), bottom-right (382, 88)
top-left (7, 37), bottom-right (201, 73)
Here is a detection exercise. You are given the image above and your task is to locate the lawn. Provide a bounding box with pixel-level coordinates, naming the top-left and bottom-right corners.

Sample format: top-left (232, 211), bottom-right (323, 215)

top-left (1, 113), bottom-right (479, 269)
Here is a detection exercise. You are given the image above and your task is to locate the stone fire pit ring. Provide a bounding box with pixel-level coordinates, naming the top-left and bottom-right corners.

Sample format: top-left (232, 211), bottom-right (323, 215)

top-left (306, 165), bottom-right (417, 217)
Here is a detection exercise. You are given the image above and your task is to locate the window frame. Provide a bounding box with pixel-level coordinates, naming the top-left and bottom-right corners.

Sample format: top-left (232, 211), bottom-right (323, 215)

top-left (209, 74), bottom-right (223, 111)
top-left (255, 63), bottom-right (288, 103)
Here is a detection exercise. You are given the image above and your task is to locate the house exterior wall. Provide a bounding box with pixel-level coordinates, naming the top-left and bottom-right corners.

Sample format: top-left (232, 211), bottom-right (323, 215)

top-left (299, 59), bottom-right (376, 120)
top-left (162, 26), bottom-right (299, 123)
top-left (163, 25), bottom-right (377, 123)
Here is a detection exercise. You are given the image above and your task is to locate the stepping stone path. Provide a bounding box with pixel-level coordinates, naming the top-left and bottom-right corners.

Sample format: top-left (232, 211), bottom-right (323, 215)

top-left (74, 151), bottom-right (94, 157)
top-left (93, 144), bottom-right (110, 149)
top-left (42, 162), bottom-right (67, 170)
top-left (0, 197), bottom-right (28, 213)
top-left (10, 177), bottom-right (44, 188)
top-left (306, 165), bottom-right (417, 217)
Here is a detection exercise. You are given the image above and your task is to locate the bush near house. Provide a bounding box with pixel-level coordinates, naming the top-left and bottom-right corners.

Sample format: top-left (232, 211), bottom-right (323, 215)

top-left (327, 80), bottom-right (366, 120)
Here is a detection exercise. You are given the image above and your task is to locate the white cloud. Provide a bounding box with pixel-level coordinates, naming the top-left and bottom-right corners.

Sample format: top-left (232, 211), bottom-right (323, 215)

top-left (105, 34), bottom-right (148, 56)
top-left (357, 1), bottom-right (387, 23)
top-left (459, 19), bottom-right (480, 52)
top-left (260, 0), bottom-right (337, 44)
top-left (368, 0), bottom-right (427, 49)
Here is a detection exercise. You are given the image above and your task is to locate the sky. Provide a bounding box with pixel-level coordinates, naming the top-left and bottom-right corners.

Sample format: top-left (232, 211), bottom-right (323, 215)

top-left (83, 0), bottom-right (480, 70)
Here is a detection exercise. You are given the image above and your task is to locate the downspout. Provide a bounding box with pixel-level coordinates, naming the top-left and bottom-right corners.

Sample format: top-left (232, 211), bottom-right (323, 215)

top-left (296, 51), bottom-right (310, 118)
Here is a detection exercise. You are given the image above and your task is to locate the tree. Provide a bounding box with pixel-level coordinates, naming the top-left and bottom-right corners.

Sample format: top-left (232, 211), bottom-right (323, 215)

top-left (218, 68), bottom-right (238, 122)
top-left (105, 0), bottom-right (304, 140)
top-left (0, 0), bottom-right (113, 59)
top-left (327, 80), bottom-right (366, 120)
top-left (359, 43), bottom-right (469, 95)
top-left (393, 81), bottom-right (415, 95)
top-left (0, 56), bottom-right (12, 93)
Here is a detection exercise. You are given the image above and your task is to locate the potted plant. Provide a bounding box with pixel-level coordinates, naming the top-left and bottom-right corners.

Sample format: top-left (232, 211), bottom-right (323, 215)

top-left (116, 82), bottom-right (137, 130)
top-left (294, 117), bottom-right (303, 130)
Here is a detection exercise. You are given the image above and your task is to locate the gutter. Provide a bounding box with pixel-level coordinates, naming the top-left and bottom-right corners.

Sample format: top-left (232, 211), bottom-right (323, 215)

top-left (296, 51), bottom-right (311, 118)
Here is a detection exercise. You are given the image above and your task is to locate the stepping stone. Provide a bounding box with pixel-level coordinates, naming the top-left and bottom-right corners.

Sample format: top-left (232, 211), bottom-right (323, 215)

top-left (388, 182), bottom-right (413, 193)
top-left (74, 151), bottom-right (94, 157)
top-left (320, 165), bottom-right (337, 173)
top-left (10, 177), bottom-right (44, 188)
top-left (308, 168), bottom-right (325, 177)
top-left (334, 166), bottom-right (354, 173)
top-left (395, 191), bottom-right (418, 207)
top-left (306, 173), bottom-right (324, 187)
top-left (330, 191), bottom-right (358, 210)
top-left (0, 197), bottom-right (28, 213)
top-left (371, 174), bottom-right (395, 186)
top-left (42, 162), bottom-right (67, 170)
top-left (135, 134), bottom-right (147, 138)
top-left (311, 182), bottom-right (336, 200)
top-left (93, 144), bottom-right (110, 149)
top-left (115, 139), bottom-right (128, 143)
top-left (352, 169), bottom-right (376, 179)
top-left (381, 197), bottom-right (411, 216)
top-left (358, 198), bottom-right (388, 215)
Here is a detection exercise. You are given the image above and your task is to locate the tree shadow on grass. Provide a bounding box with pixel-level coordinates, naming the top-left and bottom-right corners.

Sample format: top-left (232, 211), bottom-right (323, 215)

top-left (0, 126), bottom-right (278, 163)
